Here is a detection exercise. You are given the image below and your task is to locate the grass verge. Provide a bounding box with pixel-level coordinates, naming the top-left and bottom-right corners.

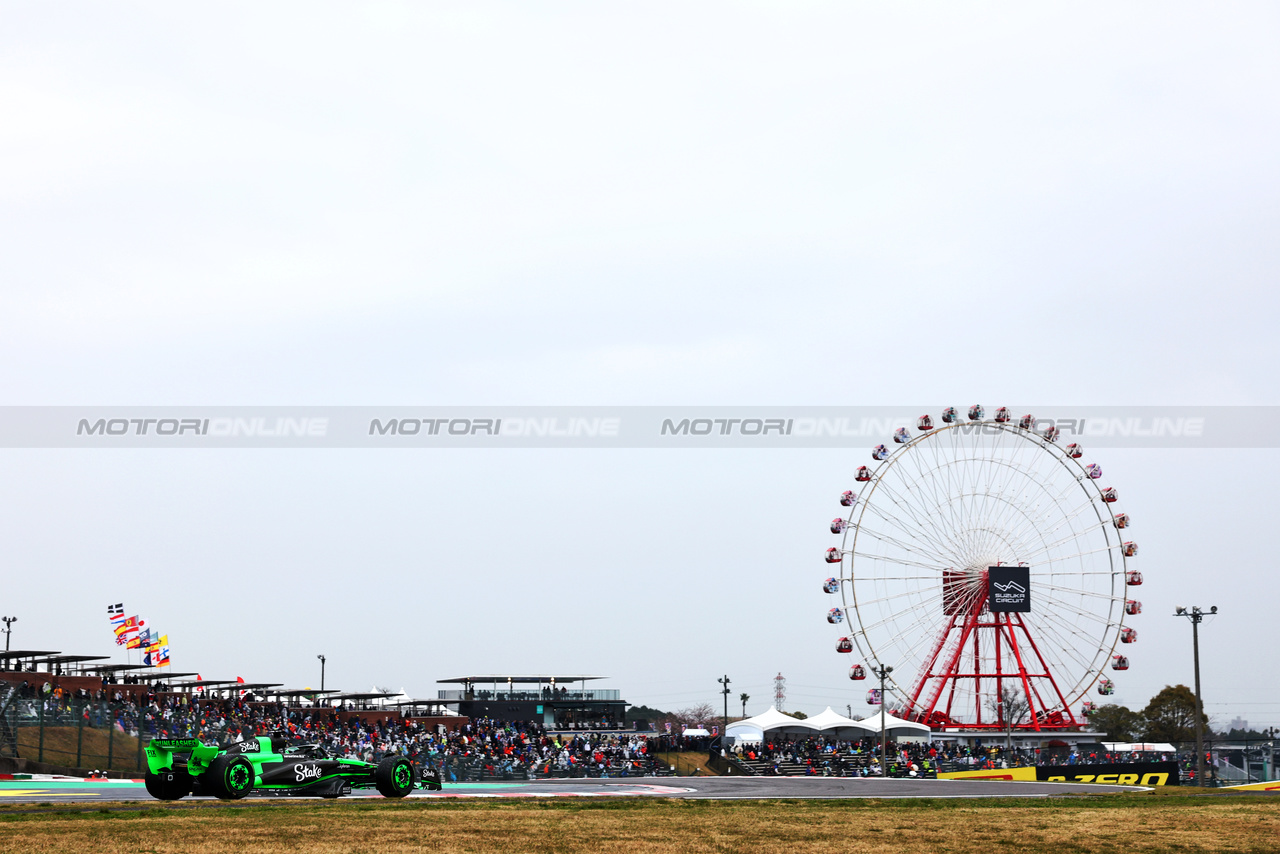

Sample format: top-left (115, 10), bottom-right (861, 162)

top-left (0, 791), bottom-right (1276, 853)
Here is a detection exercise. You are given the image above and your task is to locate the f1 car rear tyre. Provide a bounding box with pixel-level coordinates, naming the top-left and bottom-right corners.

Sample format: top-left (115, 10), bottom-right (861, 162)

top-left (375, 756), bottom-right (414, 798)
top-left (144, 768), bottom-right (193, 801)
top-left (207, 754), bottom-right (256, 800)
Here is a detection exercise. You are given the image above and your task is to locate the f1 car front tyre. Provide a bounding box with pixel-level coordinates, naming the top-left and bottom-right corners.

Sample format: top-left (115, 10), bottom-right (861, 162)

top-left (144, 769), bottom-right (193, 800)
top-left (207, 754), bottom-right (256, 800)
top-left (375, 756), bottom-right (414, 798)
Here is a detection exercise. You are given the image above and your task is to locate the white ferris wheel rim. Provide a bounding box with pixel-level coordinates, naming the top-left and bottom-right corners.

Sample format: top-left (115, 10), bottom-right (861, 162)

top-left (833, 417), bottom-right (1132, 714)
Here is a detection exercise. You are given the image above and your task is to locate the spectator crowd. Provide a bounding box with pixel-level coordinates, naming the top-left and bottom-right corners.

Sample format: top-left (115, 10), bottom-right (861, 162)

top-left (2, 678), bottom-right (664, 779)
top-left (1, 678), bottom-right (1211, 783)
top-left (730, 734), bottom-right (1196, 780)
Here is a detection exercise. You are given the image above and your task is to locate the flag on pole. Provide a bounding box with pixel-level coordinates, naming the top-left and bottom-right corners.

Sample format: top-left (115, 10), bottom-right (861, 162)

top-left (107, 603), bottom-right (124, 623)
top-left (116, 617), bottom-right (142, 646)
top-left (127, 624), bottom-right (152, 650)
top-left (115, 617), bottom-right (145, 638)
top-left (158, 637), bottom-right (171, 667)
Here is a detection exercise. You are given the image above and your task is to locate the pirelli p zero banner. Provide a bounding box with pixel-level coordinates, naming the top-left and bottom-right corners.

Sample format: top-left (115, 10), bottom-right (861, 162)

top-left (937, 762), bottom-right (1180, 786)
top-left (1036, 761), bottom-right (1180, 786)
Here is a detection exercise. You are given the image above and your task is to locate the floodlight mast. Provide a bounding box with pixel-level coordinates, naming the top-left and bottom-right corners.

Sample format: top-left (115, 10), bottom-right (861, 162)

top-left (1, 616), bottom-right (15, 653)
top-left (1173, 606), bottom-right (1217, 787)
top-left (718, 675), bottom-right (731, 743)
top-left (872, 664), bottom-right (893, 771)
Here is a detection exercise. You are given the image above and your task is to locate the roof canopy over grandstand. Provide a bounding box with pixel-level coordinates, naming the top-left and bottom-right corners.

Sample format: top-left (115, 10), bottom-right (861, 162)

top-left (269, 688), bottom-right (344, 697)
top-left (0, 649), bottom-right (59, 660)
top-left (29, 654), bottom-right (109, 665)
top-left (438, 675), bottom-right (606, 684)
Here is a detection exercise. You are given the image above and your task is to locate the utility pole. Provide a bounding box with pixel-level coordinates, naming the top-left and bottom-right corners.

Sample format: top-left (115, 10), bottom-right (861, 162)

top-left (1, 616), bottom-right (15, 654)
top-left (872, 663), bottom-right (893, 773)
top-left (317, 654), bottom-right (326, 692)
top-left (718, 675), bottom-right (731, 742)
top-left (1267, 727), bottom-right (1277, 782)
top-left (1174, 606), bottom-right (1216, 787)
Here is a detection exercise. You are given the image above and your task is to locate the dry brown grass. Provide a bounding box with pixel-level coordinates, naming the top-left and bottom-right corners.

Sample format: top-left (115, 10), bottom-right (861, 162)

top-left (0, 792), bottom-right (1277, 854)
top-left (652, 750), bottom-right (717, 776)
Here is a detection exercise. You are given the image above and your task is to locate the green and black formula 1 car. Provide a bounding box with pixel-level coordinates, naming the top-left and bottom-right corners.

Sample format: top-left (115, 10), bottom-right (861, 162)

top-left (144, 734), bottom-right (442, 800)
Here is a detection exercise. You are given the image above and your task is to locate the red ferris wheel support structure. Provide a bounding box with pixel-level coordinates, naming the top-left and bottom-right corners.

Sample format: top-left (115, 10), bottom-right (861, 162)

top-left (900, 568), bottom-right (1080, 731)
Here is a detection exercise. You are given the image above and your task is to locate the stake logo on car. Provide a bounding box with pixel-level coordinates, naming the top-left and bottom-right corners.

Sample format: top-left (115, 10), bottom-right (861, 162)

top-left (294, 763), bottom-right (323, 782)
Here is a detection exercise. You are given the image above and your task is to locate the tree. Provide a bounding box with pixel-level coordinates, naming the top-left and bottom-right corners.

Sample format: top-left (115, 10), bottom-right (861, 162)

top-left (1223, 727), bottom-right (1272, 741)
top-left (739, 693), bottom-right (750, 717)
top-left (671, 703), bottom-right (717, 728)
top-left (788, 710), bottom-right (808, 720)
top-left (986, 686), bottom-right (1031, 749)
top-left (1143, 685), bottom-right (1209, 744)
top-left (625, 704), bottom-right (667, 723)
top-left (1088, 704), bottom-right (1145, 742)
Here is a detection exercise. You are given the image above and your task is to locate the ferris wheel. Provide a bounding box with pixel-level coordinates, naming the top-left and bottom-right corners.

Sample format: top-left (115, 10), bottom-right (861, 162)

top-left (822, 406), bottom-right (1141, 732)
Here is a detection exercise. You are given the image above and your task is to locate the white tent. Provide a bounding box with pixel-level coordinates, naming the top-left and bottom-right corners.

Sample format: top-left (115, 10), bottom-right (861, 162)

top-left (1103, 742), bottom-right (1177, 753)
top-left (725, 707), bottom-right (811, 743)
top-left (805, 706), bottom-right (879, 738)
top-left (724, 720), bottom-right (764, 743)
top-left (857, 710), bottom-right (932, 742)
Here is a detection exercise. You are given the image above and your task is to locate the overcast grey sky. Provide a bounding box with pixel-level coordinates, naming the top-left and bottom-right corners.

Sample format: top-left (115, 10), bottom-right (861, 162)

top-left (1, 3), bottom-right (1278, 727)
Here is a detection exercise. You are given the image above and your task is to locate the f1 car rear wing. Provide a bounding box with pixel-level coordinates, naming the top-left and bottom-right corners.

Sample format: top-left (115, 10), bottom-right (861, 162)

top-left (145, 738), bottom-right (221, 774)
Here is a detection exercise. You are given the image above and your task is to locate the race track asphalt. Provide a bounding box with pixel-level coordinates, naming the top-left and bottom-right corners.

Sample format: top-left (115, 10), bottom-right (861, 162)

top-left (0, 775), bottom-right (1144, 804)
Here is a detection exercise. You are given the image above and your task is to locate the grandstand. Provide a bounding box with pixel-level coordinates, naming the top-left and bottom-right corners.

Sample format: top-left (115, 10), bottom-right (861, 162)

top-left (1, 649), bottom-right (666, 780)
top-left (437, 675), bottom-right (635, 731)
top-left (0, 648), bottom-right (1221, 785)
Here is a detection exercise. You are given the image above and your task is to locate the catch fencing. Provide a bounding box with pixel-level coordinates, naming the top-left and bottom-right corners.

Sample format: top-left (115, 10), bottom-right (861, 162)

top-left (2, 688), bottom-right (147, 773)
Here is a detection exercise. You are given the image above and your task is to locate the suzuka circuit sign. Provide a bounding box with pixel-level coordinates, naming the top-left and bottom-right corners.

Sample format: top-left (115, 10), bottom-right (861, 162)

top-left (987, 566), bottom-right (1031, 613)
